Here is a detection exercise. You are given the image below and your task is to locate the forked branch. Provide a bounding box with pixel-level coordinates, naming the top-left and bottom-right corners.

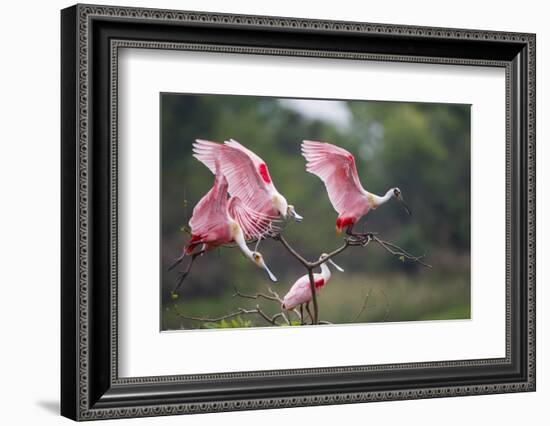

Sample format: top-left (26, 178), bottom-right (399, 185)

top-left (172, 198), bottom-right (430, 328)
top-left (274, 232), bottom-right (430, 325)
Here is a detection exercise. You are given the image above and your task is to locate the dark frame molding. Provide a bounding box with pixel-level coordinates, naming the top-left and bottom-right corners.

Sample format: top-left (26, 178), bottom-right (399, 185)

top-left (61, 4), bottom-right (535, 421)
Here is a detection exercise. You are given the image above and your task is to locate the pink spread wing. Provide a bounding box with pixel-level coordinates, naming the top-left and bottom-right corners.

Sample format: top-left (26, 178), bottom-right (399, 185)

top-left (224, 139), bottom-right (264, 167)
top-left (301, 140), bottom-right (366, 215)
top-left (224, 139), bottom-right (277, 189)
top-left (193, 139), bottom-right (273, 215)
top-left (228, 196), bottom-right (274, 240)
top-left (188, 170), bottom-right (229, 237)
top-left (192, 139), bottom-right (219, 174)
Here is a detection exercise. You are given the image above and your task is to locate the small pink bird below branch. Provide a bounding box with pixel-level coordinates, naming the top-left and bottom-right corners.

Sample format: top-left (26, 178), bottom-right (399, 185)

top-left (282, 253), bottom-right (344, 323)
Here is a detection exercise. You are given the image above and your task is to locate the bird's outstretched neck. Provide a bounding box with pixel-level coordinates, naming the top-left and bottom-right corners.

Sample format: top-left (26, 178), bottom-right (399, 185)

top-left (369, 189), bottom-right (394, 208)
top-left (233, 225), bottom-right (254, 260)
top-left (319, 262), bottom-right (331, 281)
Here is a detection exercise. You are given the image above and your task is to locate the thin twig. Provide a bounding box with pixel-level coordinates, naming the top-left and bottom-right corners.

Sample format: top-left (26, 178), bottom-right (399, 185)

top-left (372, 235), bottom-right (432, 268)
top-left (309, 240), bottom-right (350, 268)
top-left (233, 284), bottom-right (291, 324)
top-left (379, 289), bottom-right (391, 322)
top-left (275, 235), bottom-right (310, 267)
top-left (180, 188), bottom-right (192, 236)
top-left (172, 303), bottom-right (284, 326)
top-left (353, 288), bottom-right (373, 322)
top-left (232, 287), bottom-right (280, 303)
top-left (232, 286), bottom-right (291, 325)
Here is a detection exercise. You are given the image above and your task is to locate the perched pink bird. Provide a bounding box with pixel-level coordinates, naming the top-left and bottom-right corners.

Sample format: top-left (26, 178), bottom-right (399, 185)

top-left (301, 140), bottom-right (411, 235)
top-left (170, 165), bottom-right (277, 293)
top-left (282, 253), bottom-right (344, 317)
top-left (193, 139), bottom-right (303, 226)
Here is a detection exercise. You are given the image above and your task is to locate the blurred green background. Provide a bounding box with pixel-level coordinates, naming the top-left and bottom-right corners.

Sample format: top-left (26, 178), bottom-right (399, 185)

top-left (161, 94), bottom-right (470, 330)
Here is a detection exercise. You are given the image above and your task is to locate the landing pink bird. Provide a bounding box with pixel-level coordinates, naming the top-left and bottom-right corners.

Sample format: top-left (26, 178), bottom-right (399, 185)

top-left (282, 253), bottom-right (344, 315)
top-left (170, 166), bottom-right (277, 293)
top-left (301, 140), bottom-right (411, 235)
top-left (193, 139), bottom-right (303, 226)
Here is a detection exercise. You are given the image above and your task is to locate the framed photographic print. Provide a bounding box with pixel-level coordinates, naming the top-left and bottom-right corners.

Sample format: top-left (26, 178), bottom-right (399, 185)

top-left (61, 3), bottom-right (536, 421)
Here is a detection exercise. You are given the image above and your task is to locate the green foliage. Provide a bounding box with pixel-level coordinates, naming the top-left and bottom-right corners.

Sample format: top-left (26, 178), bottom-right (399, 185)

top-left (202, 316), bottom-right (253, 329)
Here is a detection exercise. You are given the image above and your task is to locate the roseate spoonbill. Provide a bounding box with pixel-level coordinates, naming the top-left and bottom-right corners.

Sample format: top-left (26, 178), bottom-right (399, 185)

top-left (170, 166), bottom-right (277, 294)
top-left (282, 253), bottom-right (344, 322)
top-left (301, 140), bottom-right (411, 235)
top-left (193, 138), bottom-right (303, 226)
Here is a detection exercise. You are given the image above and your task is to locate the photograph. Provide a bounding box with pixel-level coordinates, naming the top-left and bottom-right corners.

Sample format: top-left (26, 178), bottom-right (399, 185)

top-left (160, 94), bottom-right (471, 330)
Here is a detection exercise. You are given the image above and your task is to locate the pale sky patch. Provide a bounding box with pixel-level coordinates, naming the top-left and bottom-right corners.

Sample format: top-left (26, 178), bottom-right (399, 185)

top-left (278, 98), bottom-right (352, 129)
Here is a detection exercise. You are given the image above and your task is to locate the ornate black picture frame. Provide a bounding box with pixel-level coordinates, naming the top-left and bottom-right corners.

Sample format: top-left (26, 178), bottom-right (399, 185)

top-left (61, 3), bottom-right (535, 421)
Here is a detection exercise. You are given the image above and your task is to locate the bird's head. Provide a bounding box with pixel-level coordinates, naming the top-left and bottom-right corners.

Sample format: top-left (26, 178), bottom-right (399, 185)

top-left (391, 187), bottom-right (412, 216)
top-left (252, 251), bottom-right (277, 282)
top-left (318, 253), bottom-right (345, 272)
top-left (273, 194), bottom-right (288, 218)
top-left (274, 194), bottom-right (303, 222)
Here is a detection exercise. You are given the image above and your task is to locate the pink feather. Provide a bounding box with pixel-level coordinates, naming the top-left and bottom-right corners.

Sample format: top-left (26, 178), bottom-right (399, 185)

top-left (193, 138), bottom-right (279, 221)
top-left (282, 273), bottom-right (325, 310)
top-left (301, 140), bottom-right (372, 230)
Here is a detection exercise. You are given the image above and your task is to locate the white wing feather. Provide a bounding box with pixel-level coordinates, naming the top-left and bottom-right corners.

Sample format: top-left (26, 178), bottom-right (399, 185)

top-left (228, 196), bottom-right (274, 240)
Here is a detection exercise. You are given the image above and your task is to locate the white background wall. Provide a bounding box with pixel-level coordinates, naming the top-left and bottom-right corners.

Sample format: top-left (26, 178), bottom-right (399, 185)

top-left (0, 0), bottom-right (546, 424)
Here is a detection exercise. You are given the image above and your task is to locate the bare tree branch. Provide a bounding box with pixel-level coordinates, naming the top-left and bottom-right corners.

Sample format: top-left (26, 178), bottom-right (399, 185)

top-left (231, 287), bottom-right (292, 325)
top-left (371, 235), bottom-right (432, 269)
top-left (379, 289), bottom-right (391, 322)
top-left (172, 303), bottom-right (286, 326)
top-left (353, 288), bottom-right (373, 322)
top-left (232, 287), bottom-right (280, 303)
top-left (275, 235), bottom-right (310, 268)
top-left (172, 194), bottom-right (429, 327)
top-left (310, 240), bottom-right (350, 268)
top-left (305, 269), bottom-right (319, 325)
top-left (272, 232), bottom-right (430, 325)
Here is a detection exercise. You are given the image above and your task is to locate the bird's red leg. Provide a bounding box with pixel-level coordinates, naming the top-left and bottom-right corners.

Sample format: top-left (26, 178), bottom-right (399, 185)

top-left (167, 253), bottom-right (185, 271)
top-left (168, 237), bottom-right (206, 271)
top-left (345, 223), bottom-right (365, 237)
top-left (346, 223), bottom-right (374, 241)
top-left (300, 304), bottom-right (305, 325)
top-left (171, 249), bottom-right (206, 295)
top-left (305, 302), bottom-right (314, 325)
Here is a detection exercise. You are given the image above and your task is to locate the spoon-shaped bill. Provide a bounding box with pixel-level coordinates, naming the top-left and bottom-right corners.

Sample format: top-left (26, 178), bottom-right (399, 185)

top-left (328, 258), bottom-right (345, 272)
top-left (292, 210), bottom-right (304, 222)
top-left (288, 205), bottom-right (303, 222)
top-left (396, 194), bottom-right (412, 216)
top-left (263, 263), bottom-right (278, 282)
